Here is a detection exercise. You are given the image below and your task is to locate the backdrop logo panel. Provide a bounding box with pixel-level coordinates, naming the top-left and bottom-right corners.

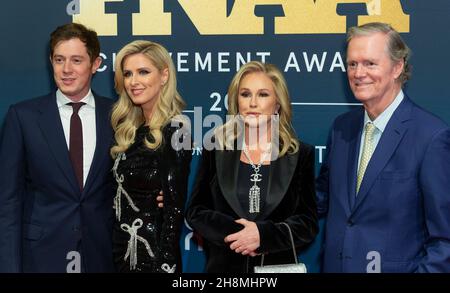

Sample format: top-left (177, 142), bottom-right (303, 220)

top-left (69, 0), bottom-right (409, 36)
top-left (4, 0), bottom-right (450, 273)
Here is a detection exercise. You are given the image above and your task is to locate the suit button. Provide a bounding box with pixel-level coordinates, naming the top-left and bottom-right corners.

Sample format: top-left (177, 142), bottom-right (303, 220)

top-left (73, 226), bottom-right (80, 232)
top-left (347, 219), bottom-right (354, 227)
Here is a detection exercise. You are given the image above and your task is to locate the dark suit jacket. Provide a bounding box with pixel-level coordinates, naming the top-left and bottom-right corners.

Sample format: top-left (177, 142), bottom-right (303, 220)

top-left (186, 142), bottom-right (318, 273)
top-left (316, 96), bottom-right (450, 272)
top-left (0, 92), bottom-right (115, 272)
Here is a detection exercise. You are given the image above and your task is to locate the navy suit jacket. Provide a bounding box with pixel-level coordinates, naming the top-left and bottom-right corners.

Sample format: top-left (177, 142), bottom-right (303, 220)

top-left (0, 92), bottom-right (115, 272)
top-left (316, 96), bottom-right (450, 272)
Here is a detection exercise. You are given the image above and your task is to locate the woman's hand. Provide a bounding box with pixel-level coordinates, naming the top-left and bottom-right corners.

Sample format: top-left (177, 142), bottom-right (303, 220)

top-left (224, 218), bottom-right (260, 256)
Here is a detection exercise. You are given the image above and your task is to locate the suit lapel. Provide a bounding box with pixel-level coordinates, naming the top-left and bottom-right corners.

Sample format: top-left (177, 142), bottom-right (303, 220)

top-left (215, 147), bottom-right (301, 219)
top-left (256, 151), bottom-right (299, 220)
top-left (347, 110), bottom-right (364, 211)
top-left (352, 98), bottom-right (412, 213)
top-left (215, 150), bottom-right (246, 218)
top-left (37, 93), bottom-right (79, 193)
top-left (83, 94), bottom-right (113, 197)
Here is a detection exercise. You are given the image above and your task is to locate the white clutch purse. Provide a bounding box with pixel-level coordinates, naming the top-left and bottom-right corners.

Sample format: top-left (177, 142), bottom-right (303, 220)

top-left (254, 222), bottom-right (307, 273)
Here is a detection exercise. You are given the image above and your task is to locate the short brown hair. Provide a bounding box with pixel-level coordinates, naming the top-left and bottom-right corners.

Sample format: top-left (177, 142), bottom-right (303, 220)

top-left (50, 23), bottom-right (100, 63)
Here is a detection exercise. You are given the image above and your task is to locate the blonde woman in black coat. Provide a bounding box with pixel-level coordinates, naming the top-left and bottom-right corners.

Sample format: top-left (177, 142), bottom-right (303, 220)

top-left (186, 61), bottom-right (318, 273)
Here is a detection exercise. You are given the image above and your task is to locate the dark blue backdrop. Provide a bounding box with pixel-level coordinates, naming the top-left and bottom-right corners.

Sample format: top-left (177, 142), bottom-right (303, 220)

top-left (1, 0), bottom-right (449, 272)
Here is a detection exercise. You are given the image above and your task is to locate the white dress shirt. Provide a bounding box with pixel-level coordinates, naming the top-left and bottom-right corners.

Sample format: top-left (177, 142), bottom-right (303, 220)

top-left (357, 90), bottom-right (404, 173)
top-left (56, 89), bottom-right (97, 186)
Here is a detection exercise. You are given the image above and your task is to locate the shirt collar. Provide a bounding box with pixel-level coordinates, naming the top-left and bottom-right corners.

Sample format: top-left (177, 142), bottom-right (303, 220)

top-left (363, 90), bottom-right (404, 133)
top-left (56, 89), bottom-right (95, 109)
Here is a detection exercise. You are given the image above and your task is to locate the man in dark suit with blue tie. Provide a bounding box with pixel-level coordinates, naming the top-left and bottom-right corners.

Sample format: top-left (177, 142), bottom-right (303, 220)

top-left (0, 23), bottom-right (115, 272)
top-left (317, 22), bottom-right (450, 272)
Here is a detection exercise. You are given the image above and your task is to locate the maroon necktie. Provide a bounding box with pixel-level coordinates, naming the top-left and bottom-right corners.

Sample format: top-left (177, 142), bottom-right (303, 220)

top-left (68, 102), bottom-right (85, 191)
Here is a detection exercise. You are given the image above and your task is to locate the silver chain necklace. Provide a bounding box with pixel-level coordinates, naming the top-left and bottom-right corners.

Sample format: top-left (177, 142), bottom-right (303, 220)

top-left (242, 142), bottom-right (271, 213)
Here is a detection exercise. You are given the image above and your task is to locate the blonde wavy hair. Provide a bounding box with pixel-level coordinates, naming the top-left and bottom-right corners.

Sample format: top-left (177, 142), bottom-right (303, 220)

top-left (110, 40), bottom-right (185, 158)
top-left (215, 61), bottom-right (299, 157)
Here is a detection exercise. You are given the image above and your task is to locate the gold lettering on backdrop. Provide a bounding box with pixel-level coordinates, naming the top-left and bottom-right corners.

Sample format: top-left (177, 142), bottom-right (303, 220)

top-left (358, 0), bottom-right (409, 32)
top-left (133, 0), bottom-right (171, 35)
top-left (73, 0), bottom-right (123, 36)
top-left (73, 0), bottom-right (409, 36)
top-left (177, 0), bottom-right (409, 34)
top-left (271, 0), bottom-right (409, 34)
top-left (178, 0), bottom-right (269, 34)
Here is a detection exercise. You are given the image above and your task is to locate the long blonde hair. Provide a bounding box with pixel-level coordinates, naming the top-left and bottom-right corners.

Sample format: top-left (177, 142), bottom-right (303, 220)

top-left (215, 61), bottom-right (299, 157)
top-left (110, 40), bottom-right (185, 158)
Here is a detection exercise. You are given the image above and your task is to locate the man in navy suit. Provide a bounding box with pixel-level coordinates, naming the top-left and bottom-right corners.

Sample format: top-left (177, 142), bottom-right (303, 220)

top-left (317, 22), bottom-right (450, 272)
top-left (0, 23), bottom-right (115, 272)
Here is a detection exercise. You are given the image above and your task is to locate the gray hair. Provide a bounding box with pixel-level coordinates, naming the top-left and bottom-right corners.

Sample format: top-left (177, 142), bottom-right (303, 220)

top-left (347, 22), bottom-right (411, 85)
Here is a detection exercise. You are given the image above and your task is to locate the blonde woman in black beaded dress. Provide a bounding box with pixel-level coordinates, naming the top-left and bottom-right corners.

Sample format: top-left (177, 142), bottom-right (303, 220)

top-left (110, 40), bottom-right (191, 273)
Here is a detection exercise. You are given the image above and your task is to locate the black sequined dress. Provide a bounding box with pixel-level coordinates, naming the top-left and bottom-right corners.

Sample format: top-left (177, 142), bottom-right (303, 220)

top-left (112, 124), bottom-right (191, 273)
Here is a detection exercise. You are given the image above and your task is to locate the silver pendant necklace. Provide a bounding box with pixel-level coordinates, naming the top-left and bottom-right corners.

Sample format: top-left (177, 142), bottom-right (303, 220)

top-left (242, 142), bottom-right (271, 213)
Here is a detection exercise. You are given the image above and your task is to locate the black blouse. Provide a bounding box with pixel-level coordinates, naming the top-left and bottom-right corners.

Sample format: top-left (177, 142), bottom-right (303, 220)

top-left (237, 161), bottom-right (269, 220)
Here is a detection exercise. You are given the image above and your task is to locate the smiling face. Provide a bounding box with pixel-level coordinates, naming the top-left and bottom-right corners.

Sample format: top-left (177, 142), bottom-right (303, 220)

top-left (51, 38), bottom-right (101, 102)
top-left (346, 32), bottom-right (403, 117)
top-left (238, 72), bottom-right (280, 129)
top-left (122, 53), bottom-right (168, 118)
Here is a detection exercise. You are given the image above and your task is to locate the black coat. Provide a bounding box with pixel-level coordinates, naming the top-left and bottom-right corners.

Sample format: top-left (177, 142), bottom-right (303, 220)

top-left (186, 142), bottom-right (318, 273)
